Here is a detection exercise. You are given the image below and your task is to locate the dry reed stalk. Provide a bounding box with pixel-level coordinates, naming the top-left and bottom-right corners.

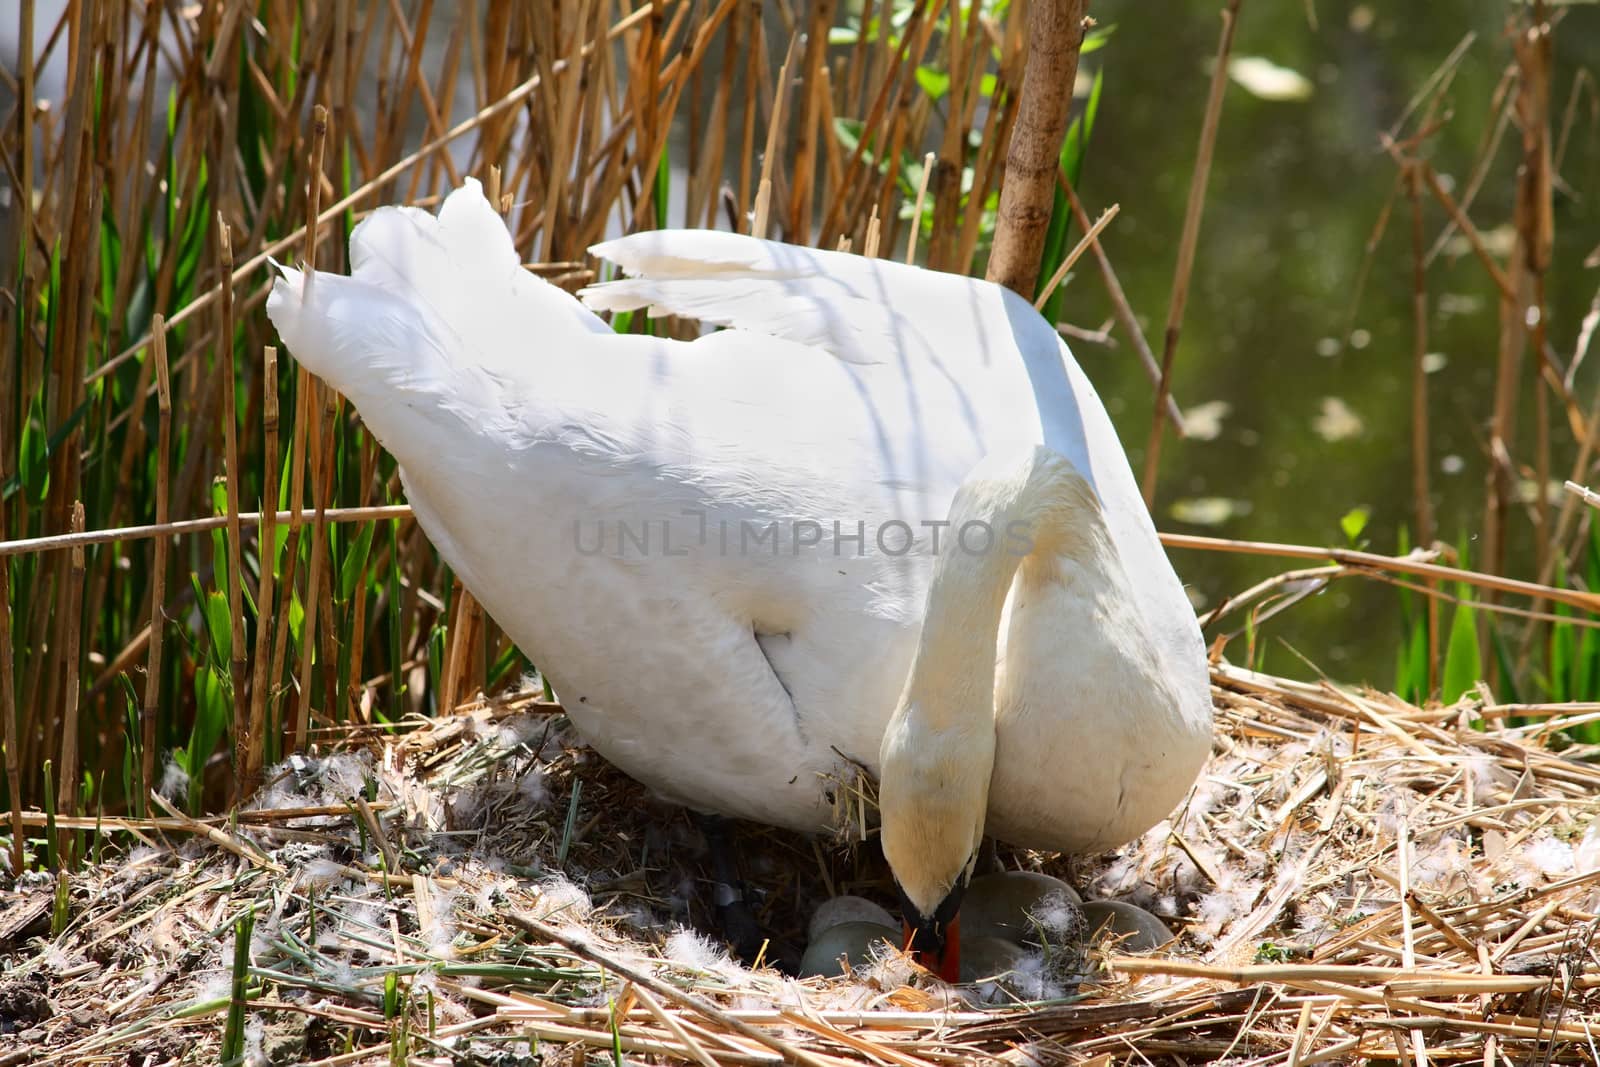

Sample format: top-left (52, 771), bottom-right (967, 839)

top-left (0, 5), bottom-right (18, 862)
top-left (1142, 0), bottom-right (1241, 506)
top-left (139, 320), bottom-right (172, 811)
top-left (863, 205), bottom-right (881, 259)
top-left (753, 33), bottom-right (801, 240)
top-left (295, 404), bottom-right (337, 742)
top-left (633, 0), bottom-right (742, 236)
top-left (1416, 162), bottom-right (1516, 303)
top-left (1517, 15), bottom-right (1554, 580)
top-left (438, 578), bottom-right (465, 716)
top-left (0, 513), bottom-right (15, 876)
top-left (145, 789), bottom-right (282, 873)
top-left (817, 0), bottom-right (933, 247)
top-left (904, 152), bottom-right (936, 264)
top-left (57, 500), bottom-right (85, 856)
top-left (245, 347), bottom-right (281, 793)
top-left (1405, 162), bottom-right (1441, 696)
top-left (1418, 16), bottom-right (1548, 660)
top-left (0, 506), bottom-right (415, 560)
top-left (215, 218), bottom-right (250, 801)
top-left (1405, 167), bottom-right (1435, 550)
top-left (985, 0), bottom-right (1088, 297)
top-left (542, 1), bottom-right (594, 262)
top-left (1428, 69), bottom-right (1520, 270)
top-left (1161, 531), bottom-right (1600, 614)
top-left (91, 57), bottom-right (565, 388)
top-left (954, 71), bottom-right (1016, 273)
top-left (789, 0), bottom-right (837, 240)
top-left (291, 102), bottom-right (333, 751)
top-left (926, 0), bottom-right (987, 272)
top-left (1032, 202), bottom-right (1118, 311)
top-left (31, 6), bottom-right (98, 770)
top-left (1059, 171), bottom-right (1183, 431)
top-left (16, 0), bottom-right (34, 313)
top-left (269, 380), bottom-right (311, 756)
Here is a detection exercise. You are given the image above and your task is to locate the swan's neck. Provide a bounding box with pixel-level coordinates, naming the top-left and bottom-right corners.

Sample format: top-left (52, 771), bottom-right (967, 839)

top-left (878, 446), bottom-right (1105, 921)
top-left (901, 448), bottom-right (1102, 733)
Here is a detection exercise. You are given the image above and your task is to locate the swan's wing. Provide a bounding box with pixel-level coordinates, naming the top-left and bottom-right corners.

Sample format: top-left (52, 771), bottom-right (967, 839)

top-left (580, 230), bottom-right (1013, 368)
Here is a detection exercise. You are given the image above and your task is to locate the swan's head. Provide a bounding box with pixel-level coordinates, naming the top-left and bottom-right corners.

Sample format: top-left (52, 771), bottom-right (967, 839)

top-left (877, 699), bottom-right (995, 982)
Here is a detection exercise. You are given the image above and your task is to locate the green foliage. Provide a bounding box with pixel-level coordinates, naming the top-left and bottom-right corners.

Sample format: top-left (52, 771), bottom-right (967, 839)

top-left (183, 666), bottom-right (230, 813)
top-left (1339, 507), bottom-right (1369, 547)
top-left (1034, 67), bottom-right (1103, 321)
top-left (1440, 598), bottom-right (1480, 705)
top-left (220, 905), bottom-right (255, 1066)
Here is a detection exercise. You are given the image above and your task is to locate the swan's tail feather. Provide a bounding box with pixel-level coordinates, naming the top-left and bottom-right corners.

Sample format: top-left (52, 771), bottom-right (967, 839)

top-left (266, 178), bottom-right (608, 404)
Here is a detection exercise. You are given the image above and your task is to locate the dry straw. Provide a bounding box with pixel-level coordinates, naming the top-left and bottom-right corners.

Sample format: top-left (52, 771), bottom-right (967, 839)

top-left (6, 662), bottom-right (1598, 1062)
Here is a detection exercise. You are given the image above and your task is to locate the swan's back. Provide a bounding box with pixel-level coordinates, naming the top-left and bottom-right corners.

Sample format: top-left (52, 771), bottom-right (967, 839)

top-left (583, 226), bottom-right (1210, 733)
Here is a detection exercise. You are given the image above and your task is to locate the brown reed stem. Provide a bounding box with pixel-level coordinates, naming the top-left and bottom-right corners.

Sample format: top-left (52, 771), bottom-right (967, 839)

top-left (58, 501), bottom-right (84, 850)
top-left (1406, 165), bottom-right (1435, 551)
top-left (986, 0), bottom-right (1087, 298)
top-left (752, 32), bottom-right (800, 240)
top-left (245, 347), bottom-right (280, 794)
top-left (1059, 171), bottom-right (1184, 431)
top-left (291, 104), bottom-right (330, 752)
top-left (1142, 0), bottom-right (1241, 507)
top-left (140, 319), bottom-right (172, 813)
top-left (267, 386), bottom-right (309, 756)
top-left (216, 217), bottom-right (249, 802)
top-left (1161, 531), bottom-right (1600, 615)
top-left (1405, 162), bottom-right (1440, 697)
top-left (4, 0), bottom-right (32, 877)
top-left (0, 508), bottom-right (14, 876)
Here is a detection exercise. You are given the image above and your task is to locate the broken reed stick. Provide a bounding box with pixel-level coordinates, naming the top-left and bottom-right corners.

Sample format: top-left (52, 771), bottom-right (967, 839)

top-left (904, 151), bottom-right (936, 264)
top-left (1032, 202), bottom-right (1119, 311)
top-left (1110, 957), bottom-right (1597, 994)
top-left (752, 31), bottom-right (801, 240)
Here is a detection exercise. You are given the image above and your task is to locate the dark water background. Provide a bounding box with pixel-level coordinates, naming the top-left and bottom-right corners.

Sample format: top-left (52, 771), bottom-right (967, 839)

top-left (1066, 1), bottom-right (1599, 685)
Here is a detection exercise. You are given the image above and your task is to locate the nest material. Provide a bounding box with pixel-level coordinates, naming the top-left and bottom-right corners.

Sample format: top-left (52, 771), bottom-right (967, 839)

top-left (3, 663), bottom-right (1599, 1065)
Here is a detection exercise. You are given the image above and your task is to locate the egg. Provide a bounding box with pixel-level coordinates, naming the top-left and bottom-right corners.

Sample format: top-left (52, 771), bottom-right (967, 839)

top-left (959, 935), bottom-right (1030, 984)
top-left (1080, 900), bottom-right (1174, 952)
top-left (961, 871), bottom-right (1081, 943)
top-left (799, 920), bottom-right (899, 978)
top-left (807, 895), bottom-right (897, 943)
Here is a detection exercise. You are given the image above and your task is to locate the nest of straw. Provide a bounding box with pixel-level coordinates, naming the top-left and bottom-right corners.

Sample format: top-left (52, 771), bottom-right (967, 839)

top-left (3, 663), bottom-right (1598, 1066)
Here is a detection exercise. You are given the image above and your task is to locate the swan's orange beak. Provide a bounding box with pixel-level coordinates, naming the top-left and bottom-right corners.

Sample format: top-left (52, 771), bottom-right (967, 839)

top-left (904, 914), bottom-right (961, 983)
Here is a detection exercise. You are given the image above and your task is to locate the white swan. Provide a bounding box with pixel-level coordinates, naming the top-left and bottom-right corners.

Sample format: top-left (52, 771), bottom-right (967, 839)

top-left (267, 179), bottom-right (1212, 977)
